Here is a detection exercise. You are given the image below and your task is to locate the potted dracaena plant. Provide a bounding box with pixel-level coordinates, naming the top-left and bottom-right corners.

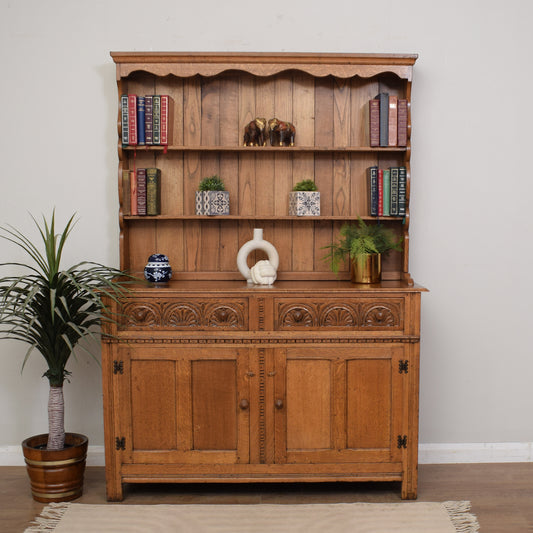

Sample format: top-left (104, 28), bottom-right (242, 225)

top-left (323, 217), bottom-right (402, 283)
top-left (0, 211), bottom-right (130, 502)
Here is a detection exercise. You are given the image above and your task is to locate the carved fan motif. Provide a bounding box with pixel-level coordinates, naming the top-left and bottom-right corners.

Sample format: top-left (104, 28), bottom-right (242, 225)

top-left (123, 302), bottom-right (160, 327)
top-left (163, 303), bottom-right (201, 328)
top-left (320, 305), bottom-right (357, 327)
top-left (205, 304), bottom-right (243, 329)
top-left (362, 305), bottom-right (397, 327)
top-left (279, 305), bottom-right (315, 328)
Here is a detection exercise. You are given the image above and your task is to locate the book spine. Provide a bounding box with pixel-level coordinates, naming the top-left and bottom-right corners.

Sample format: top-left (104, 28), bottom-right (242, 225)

top-left (121, 95), bottom-right (129, 146)
top-left (128, 95), bottom-right (138, 145)
top-left (390, 167), bottom-right (399, 216)
top-left (153, 95), bottom-right (161, 145)
top-left (146, 168), bottom-right (162, 216)
top-left (398, 166), bottom-right (407, 216)
top-left (378, 168), bottom-right (384, 217)
top-left (130, 170), bottom-right (138, 216)
top-left (136, 96), bottom-right (145, 146)
top-left (383, 169), bottom-right (391, 216)
top-left (144, 95), bottom-right (153, 145)
top-left (122, 170), bottom-right (131, 215)
top-left (397, 99), bottom-right (408, 147)
top-left (388, 95), bottom-right (398, 146)
top-left (160, 95), bottom-right (172, 146)
top-left (136, 168), bottom-right (147, 216)
top-left (367, 166), bottom-right (378, 216)
top-left (375, 93), bottom-right (389, 147)
top-left (369, 99), bottom-right (380, 147)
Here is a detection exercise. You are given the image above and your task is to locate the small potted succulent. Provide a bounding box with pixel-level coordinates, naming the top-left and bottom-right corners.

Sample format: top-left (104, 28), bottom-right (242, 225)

top-left (195, 175), bottom-right (230, 216)
top-left (323, 217), bottom-right (402, 283)
top-left (289, 179), bottom-right (320, 216)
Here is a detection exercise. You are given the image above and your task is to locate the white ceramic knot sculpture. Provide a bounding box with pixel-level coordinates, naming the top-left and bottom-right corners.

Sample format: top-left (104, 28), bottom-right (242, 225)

top-left (250, 260), bottom-right (277, 285)
top-left (237, 228), bottom-right (279, 285)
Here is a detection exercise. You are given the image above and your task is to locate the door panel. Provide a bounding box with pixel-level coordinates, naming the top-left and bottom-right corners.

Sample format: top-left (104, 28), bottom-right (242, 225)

top-left (191, 360), bottom-right (237, 450)
top-left (286, 359), bottom-right (331, 450)
top-left (119, 346), bottom-right (250, 465)
top-left (275, 345), bottom-right (405, 464)
top-left (346, 358), bottom-right (391, 449)
top-left (131, 360), bottom-right (177, 450)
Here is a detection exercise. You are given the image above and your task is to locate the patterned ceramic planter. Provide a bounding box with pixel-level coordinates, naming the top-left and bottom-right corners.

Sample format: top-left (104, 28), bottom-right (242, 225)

top-left (195, 191), bottom-right (230, 216)
top-left (289, 191), bottom-right (320, 216)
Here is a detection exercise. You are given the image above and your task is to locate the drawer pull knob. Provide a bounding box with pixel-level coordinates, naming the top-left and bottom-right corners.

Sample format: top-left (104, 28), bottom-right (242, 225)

top-left (239, 399), bottom-right (250, 410)
top-left (274, 399), bottom-right (284, 410)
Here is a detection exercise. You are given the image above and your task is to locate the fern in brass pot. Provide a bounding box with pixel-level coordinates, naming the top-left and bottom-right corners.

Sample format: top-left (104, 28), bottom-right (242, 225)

top-left (323, 218), bottom-right (402, 282)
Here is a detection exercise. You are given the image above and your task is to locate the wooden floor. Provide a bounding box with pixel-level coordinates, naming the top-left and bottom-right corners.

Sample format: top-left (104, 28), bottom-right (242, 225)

top-left (3, 463), bottom-right (533, 532)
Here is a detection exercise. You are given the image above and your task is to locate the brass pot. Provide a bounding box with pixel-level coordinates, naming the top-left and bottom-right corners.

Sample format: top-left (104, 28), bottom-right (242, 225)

top-left (350, 253), bottom-right (382, 283)
top-left (22, 432), bottom-right (88, 503)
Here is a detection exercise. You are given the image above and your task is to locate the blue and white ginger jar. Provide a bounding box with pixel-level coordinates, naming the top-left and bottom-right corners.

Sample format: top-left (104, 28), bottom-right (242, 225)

top-left (144, 254), bottom-right (172, 283)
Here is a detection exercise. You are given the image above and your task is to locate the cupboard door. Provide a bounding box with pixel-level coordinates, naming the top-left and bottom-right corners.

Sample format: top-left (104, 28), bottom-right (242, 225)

top-left (117, 345), bottom-right (251, 465)
top-left (273, 345), bottom-right (406, 464)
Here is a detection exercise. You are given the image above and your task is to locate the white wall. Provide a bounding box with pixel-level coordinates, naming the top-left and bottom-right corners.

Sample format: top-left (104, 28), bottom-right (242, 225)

top-left (1, 0), bottom-right (532, 463)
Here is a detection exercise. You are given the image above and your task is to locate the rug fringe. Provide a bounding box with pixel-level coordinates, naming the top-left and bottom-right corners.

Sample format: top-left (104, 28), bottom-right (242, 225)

top-left (443, 501), bottom-right (480, 533)
top-left (24, 502), bottom-right (70, 532)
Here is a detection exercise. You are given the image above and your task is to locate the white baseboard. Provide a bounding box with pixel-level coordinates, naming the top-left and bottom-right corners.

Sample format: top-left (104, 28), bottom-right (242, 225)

top-left (418, 442), bottom-right (533, 464)
top-left (2, 443), bottom-right (532, 466)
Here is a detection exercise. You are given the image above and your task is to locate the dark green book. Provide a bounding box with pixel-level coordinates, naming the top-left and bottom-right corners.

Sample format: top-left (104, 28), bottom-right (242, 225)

top-left (390, 167), bottom-right (399, 216)
top-left (398, 166), bottom-right (407, 216)
top-left (146, 168), bottom-right (161, 216)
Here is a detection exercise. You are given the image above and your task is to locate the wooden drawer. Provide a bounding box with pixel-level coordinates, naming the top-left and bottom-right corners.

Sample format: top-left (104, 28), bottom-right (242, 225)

top-left (119, 298), bottom-right (249, 331)
top-left (274, 297), bottom-right (405, 332)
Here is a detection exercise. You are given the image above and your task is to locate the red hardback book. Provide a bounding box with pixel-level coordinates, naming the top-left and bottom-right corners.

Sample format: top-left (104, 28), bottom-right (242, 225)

top-left (388, 95), bottom-right (398, 146)
top-left (136, 168), bottom-right (147, 216)
top-left (378, 168), bottom-right (384, 216)
top-left (397, 99), bottom-right (408, 147)
top-left (369, 99), bottom-right (380, 147)
top-left (128, 95), bottom-right (138, 146)
top-left (160, 95), bottom-right (173, 146)
top-left (130, 170), bottom-right (137, 216)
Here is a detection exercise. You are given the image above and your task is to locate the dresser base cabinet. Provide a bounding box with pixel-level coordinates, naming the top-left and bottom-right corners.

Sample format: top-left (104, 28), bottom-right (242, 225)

top-left (102, 281), bottom-right (423, 501)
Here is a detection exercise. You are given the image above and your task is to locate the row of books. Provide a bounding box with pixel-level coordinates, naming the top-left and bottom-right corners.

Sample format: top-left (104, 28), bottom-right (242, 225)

top-left (121, 95), bottom-right (173, 146)
top-left (369, 94), bottom-right (408, 147)
top-left (367, 166), bottom-right (407, 217)
top-left (122, 168), bottom-right (162, 216)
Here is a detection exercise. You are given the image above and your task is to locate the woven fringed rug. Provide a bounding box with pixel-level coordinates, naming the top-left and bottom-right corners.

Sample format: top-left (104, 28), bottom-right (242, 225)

top-left (25, 501), bottom-right (480, 533)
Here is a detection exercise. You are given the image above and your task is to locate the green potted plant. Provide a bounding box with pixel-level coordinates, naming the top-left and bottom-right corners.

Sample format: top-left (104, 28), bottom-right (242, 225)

top-left (323, 217), bottom-right (402, 283)
top-left (195, 175), bottom-right (230, 215)
top-left (289, 179), bottom-right (320, 216)
top-left (0, 211), bottom-right (129, 502)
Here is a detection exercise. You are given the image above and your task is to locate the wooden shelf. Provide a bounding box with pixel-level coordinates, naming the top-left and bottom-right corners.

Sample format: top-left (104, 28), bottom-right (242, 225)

top-left (122, 145), bottom-right (407, 153)
top-left (123, 215), bottom-right (405, 221)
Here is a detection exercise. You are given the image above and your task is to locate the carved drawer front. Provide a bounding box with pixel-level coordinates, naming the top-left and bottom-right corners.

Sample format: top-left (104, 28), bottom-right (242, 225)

top-left (120, 298), bottom-right (249, 330)
top-left (275, 298), bottom-right (405, 332)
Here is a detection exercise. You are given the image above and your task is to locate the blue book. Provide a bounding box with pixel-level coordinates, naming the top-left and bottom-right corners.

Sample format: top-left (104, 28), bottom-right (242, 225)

top-left (136, 96), bottom-right (145, 145)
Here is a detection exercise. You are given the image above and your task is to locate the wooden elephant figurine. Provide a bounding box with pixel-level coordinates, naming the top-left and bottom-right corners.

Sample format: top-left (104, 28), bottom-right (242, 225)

top-left (268, 118), bottom-right (296, 146)
top-left (243, 117), bottom-right (267, 146)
